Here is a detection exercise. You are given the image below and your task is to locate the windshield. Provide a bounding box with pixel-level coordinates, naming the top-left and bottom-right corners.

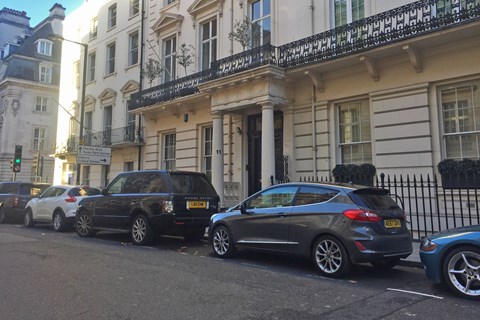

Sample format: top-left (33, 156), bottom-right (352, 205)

top-left (0, 183), bottom-right (18, 194)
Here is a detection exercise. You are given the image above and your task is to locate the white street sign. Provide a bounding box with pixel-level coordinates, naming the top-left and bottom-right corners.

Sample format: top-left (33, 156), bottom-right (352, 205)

top-left (77, 146), bottom-right (112, 165)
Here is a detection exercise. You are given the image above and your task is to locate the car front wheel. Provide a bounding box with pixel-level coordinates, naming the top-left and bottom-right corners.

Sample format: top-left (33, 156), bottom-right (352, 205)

top-left (212, 226), bottom-right (235, 258)
top-left (24, 209), bottom-right (35, 228)
top-left (443, 246), bottom-right (480, 300)
top-left (53, 211), bottom-right (66, 232)
top-left (312, 236), bottom-right (351, 277)
top-left (76, 213), bottom-right (94, 237)
top-left (131, 215), bottom-right (154, 245)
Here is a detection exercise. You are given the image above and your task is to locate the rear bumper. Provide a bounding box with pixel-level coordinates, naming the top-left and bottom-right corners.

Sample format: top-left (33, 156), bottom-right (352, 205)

top-left (347, 232), bottom-right (413, 263)
top-left (149, 213), bottom-right (211, 233)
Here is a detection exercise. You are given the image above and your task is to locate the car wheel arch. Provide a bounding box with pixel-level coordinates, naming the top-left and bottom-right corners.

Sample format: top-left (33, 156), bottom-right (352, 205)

top-left (310, 232), bottom-right (350, 257)
top-left (439, 242), bottom-right (480, 282)
top-left (210, 223), bottom-right (234, 242)
top-left (52, 208), bottom-right (65, 219)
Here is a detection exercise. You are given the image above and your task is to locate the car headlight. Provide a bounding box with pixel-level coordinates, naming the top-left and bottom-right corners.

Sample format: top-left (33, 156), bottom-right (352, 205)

top-left (420, 238), bottom-right (437, 252)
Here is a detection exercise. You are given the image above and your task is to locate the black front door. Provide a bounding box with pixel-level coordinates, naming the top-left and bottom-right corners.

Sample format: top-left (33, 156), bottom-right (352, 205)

top-left (247, 112), bottom-right (283, 196)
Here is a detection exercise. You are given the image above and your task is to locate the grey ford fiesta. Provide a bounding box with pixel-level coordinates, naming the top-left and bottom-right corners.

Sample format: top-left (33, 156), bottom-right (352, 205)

top-left (209, 182), bottom-right (413, 277)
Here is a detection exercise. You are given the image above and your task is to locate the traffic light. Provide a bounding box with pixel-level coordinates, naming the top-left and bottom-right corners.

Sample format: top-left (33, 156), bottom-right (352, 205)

top-left (9, 159), bottom-right (14, 171)
top-left (13, 145), bottom-right (22, 173)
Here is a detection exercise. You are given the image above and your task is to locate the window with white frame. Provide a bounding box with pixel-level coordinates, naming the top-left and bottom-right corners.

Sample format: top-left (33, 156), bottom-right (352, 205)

top-left (441, 81), bottom-right (480, 160)
top-left (203, 126), bottom-right (213, 180)
top-left (103, 106), bottom-right (113, 145)
top-left (106, 42), bottom-right (116, 75)
top-left (163, 133), bottom-right (176, 170)
top-left (130, 0), bottom-right (139, 17)
top-left (108, 4), bottom-right (117, 29)
top-left (36, 39), bottom-right (53, 56)
top-left (83, 166), bottom-right (90, 186)
top-left (124, 162), bottom-right (134, 172)
top-left (338, 99), bottom-right (372, 164)
top-left (84, 111), bottom-right (93, 145)
top-left (35, 97), bottom-right (48, 112)
top-left (128, 31), bottom-right (139, 66)
top-left (88, 52), bottom-right (96, 82)
top-left (333, 0), bottom-right (364, 27)
top-left (163, 36), bottom-right (176, 82)
top-left (435, 0), bottom-right (480, 18)
top-left (90, 17), bottom-right (98, 39)
top-left (39, 65), bottom-right (52, 83)
top-left (33, 128), bottom-right (46, 151)
top-left (251, 0), bottom-right (271, 47)
top-left (201, 19), bottom-right (217, 70)
top-left (73, 61), bottom-right (80, 88)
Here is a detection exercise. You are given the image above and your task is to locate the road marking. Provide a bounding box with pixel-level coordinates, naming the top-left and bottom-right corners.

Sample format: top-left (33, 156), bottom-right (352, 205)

top-left (387, 288), bottom-right (443, 299)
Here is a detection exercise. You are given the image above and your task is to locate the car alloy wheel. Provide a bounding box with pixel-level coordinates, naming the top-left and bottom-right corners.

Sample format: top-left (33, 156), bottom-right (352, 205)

top-left (131, 215), bottom-right (154, 245)
top-left (443, 246), bottom-right (480, 300)
top-left (76, 213), bottom-right (94, 237)
top-left (53, 212), bottom-right (64, 232)
top-left (212, 226), bottom-right (235, 258)
top-left (24, 209), bottom-right (34, 228)
top-left (312, 236), bottom-right (350, 277)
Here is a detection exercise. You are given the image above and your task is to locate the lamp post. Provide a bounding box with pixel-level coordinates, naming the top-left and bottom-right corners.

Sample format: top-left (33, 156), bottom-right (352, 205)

top-left (53, 35), bottom-right (88, 185)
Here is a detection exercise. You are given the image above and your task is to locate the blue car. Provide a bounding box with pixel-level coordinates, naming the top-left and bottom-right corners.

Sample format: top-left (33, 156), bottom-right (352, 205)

top-left (420, 225), bottom-right (480, 300)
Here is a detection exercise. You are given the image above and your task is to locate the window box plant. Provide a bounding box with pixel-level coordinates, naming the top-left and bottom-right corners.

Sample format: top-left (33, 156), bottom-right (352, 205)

top-left (437, 158), bottom-right (480, 189)
top-left (332, 163), bottom-right (376, 186)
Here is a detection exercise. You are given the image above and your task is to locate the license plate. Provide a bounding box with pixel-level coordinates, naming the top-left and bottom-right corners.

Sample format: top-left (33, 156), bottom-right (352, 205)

top-left (384, 219), bottom-right (401, 228)
top-left (188, 201), bottom-right (206, 209)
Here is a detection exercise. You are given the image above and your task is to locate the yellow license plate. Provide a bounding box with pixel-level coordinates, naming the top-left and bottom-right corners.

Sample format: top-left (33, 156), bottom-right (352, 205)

top-left (188, 201), bottom-right (206, 209)
top-left (384, 219), bottom-right (401, 228)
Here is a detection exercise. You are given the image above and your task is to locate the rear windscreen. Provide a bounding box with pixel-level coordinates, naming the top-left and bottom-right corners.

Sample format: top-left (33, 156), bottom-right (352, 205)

top-left (349, 188), bottom-right (400, 210)
top-left (170, 174), bottom-right (217, 196)
top-left (0, 184), bottom-right (18, 194)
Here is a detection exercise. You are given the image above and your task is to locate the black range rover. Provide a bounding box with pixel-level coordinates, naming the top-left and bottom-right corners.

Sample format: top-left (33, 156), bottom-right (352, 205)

top-left (75, 170), bottom-right (220, 245)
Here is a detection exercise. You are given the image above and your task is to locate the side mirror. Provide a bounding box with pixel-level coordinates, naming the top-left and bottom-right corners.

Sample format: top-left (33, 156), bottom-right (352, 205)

top-left (240, 202), bottom-right (249, 214)
top-left (101, 188), bottom-right (109, 196)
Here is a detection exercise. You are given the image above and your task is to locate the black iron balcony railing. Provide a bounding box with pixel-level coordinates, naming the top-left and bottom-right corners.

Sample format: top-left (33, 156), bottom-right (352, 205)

top-left (128, 0), bottom-right (480, 111)
top-left (55, 125), bottom-right (144, 155)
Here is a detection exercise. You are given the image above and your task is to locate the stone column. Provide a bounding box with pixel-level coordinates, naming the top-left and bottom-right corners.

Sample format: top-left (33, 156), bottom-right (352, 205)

top-left (212, 111), bottom-right (225, 208)
top-left (261, 102), bottom-right (275, 189)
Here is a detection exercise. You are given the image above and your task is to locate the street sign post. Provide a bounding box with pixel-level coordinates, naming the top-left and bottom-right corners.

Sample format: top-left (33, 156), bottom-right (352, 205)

top-left (77, 146), bottom-right (111, 165)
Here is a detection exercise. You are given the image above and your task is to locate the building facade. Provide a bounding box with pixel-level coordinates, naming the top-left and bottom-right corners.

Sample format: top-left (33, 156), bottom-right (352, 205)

top-left (55, 0), bottom-right (143, 186)
top-left (58, 0), bottom-right (480, 208)
top-left (0, 5), bottom-right (65, 183)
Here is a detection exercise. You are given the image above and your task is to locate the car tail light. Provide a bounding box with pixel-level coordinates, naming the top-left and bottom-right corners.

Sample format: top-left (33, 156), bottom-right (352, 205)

top-left (65, 196), bottom-right (77, 203)
top-left (162, 200), bottom-right (173, 213)
top-left (343, 209), bottom-right (382, 222)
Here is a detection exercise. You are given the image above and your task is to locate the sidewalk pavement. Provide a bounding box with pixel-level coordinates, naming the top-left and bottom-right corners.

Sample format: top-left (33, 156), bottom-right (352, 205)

top-left (399, 240), bottom-right (423, 269)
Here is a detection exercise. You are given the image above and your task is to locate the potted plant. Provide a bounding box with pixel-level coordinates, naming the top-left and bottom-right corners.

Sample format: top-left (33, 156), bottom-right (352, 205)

top-left (332, 163), bottom-right (376, 186)
top-left (437, 158), bottom-right (480, 189)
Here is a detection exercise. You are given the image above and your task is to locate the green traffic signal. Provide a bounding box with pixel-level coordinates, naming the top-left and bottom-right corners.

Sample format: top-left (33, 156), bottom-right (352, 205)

top-left (15, 158), bottom-right (21, 164)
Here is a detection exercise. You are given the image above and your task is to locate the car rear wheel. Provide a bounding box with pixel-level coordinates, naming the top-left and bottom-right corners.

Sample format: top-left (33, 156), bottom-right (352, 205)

top-left (212, 226), bottom-right (235, 258)
top-left (24, 209), bottom-right (35, 228)
top-left (131, 215), bottom-right (154, 245)
top-left (53, 211), bottom-right (66, 232)
top-left (76, 213), bottom-right (95, 237)
top-left (443, 246), bottom-right (480, 300)
top-left (312, 236), bottom-right (351, 277)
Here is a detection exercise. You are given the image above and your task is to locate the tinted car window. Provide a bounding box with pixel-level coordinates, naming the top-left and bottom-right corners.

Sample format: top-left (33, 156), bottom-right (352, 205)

top-left (108, 175), bottom-right (129, 194)
top-left (69, 187), bottom-right (101, 196)
top-left (32, 184), bottom-right (50, 197)
top-left (247, 186), bottom-right (298, 209)
top-left (170, 173), bottom-right (217, 196)
top-left (19, 184), bottom-right (32, 195)
top-left (0, 184), bottom-right (18, 194)
top-left (295, 186), bottom-right (339, 205)
top-left (142, 174), bottom-right (165, 193)
top-left (41, 187), bottom-right (59, 198)
top-left (349, 188), bottom-right (401, 210)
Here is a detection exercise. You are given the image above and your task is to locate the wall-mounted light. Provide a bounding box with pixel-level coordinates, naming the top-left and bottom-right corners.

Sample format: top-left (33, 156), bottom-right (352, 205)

top-left (236, 126), bottom-right (243, 135)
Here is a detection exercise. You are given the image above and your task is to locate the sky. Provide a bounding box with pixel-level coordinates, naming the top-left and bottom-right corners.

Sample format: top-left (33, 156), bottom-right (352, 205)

top-left (1, 0), bottom-right (84, 26)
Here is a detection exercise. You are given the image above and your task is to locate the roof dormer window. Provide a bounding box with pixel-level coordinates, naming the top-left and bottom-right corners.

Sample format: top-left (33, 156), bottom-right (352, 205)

top-left (36, 39), bottom-right (53, 56)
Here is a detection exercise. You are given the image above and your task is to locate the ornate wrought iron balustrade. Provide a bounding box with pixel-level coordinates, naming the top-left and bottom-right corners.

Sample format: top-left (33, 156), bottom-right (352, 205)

top-left (129, 70), bottom-right (214, 110)
top-left (211, 44), bottom-right (277, 78)
top-left (277, 0), bottom-right (480, 68)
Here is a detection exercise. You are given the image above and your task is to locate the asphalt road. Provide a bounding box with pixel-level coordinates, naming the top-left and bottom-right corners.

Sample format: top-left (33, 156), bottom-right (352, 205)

top-left (0, 223), bottom-right (478, 320)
